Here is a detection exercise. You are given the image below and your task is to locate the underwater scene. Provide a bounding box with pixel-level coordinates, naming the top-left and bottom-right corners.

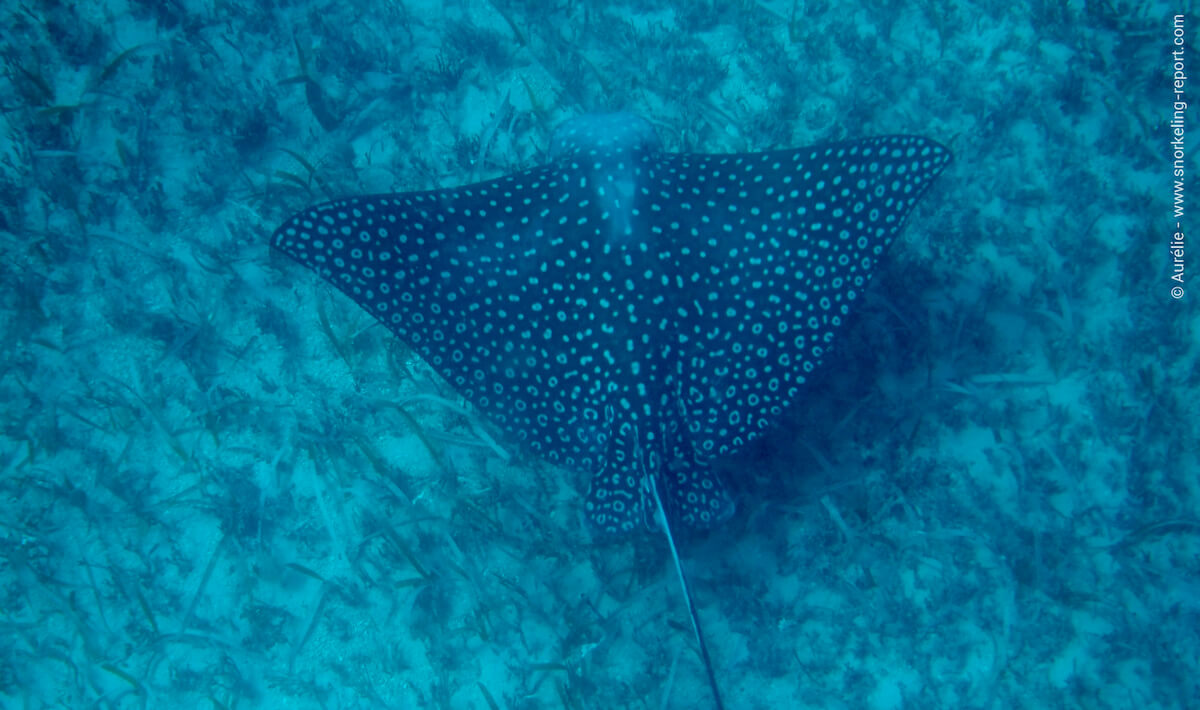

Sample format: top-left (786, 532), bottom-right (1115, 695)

top-left (0, 0), bottom-right (1194, 708)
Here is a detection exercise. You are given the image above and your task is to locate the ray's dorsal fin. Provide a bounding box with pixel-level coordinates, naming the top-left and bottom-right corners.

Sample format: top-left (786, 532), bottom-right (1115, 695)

top-left (649, 473), bottom-right (725, 710)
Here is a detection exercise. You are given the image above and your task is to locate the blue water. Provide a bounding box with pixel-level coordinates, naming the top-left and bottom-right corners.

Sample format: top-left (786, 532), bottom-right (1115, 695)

top-left (0, 1), bottom-right (1192, 708)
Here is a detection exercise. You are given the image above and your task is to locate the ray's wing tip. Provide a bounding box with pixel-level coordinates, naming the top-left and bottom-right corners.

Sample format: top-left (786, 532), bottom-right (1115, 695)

top-left (269, 220), bottom-right (289, 248)
top-left (271, 199), bottom-right (337, 253)
top-left (845, 134), bottom-right (953, 174)
top-left (884, 133), bottom-right (952, 152)
top-left (270, 213), bottom-right (305, 254)
top-left (893, 134), bottom-right (954, 181)
top-left (917, 135), bottom-right (954, 168)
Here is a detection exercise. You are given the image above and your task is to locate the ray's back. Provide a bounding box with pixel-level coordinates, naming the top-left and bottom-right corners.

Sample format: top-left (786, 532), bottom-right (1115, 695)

top-left (272, 114), bottom-right (951, 530)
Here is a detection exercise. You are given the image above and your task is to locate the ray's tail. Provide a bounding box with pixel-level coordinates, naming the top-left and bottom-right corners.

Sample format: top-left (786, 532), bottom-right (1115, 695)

top-left (649, 474), bottom-right (726, 710)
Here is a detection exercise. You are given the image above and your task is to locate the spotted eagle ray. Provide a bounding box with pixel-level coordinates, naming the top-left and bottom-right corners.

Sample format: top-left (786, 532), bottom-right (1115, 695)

top-left (273, 113), bottom-right (950, 707)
